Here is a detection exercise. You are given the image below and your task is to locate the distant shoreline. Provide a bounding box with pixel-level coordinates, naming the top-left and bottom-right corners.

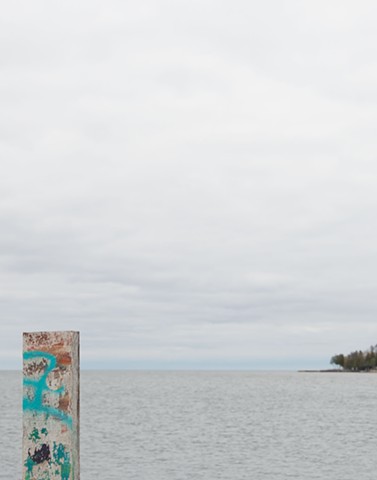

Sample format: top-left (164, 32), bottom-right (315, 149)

top-left (298, 369), bottom-right (342, 373)
top-left (298, 369), bottom-right (377, 373)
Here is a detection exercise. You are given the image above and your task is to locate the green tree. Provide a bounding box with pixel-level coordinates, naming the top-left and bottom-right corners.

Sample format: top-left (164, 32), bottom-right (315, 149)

top-left (330, 353), bottom-right (345, 368)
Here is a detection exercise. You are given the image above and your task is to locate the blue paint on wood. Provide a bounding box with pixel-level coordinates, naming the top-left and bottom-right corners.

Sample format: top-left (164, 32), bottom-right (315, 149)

top-left (23, 350), bottom-right (73, 428)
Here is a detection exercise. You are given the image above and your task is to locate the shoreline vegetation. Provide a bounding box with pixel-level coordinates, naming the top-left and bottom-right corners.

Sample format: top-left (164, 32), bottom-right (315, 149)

top-left (299, 343), bottom-right (377, 373)
top-left (298, 369), bottom-right (377, 373)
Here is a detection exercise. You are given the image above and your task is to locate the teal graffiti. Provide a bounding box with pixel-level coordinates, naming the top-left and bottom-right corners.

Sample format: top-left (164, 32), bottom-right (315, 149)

top-left (53, 442), bottom-right (71, 480)
top-left (24, 428), bottom-right (74, 480)
top-left (24, 455), bottom-right (35, 480)
top-left (23, 350), bottom-right (72, 428)
top-left (28, 427), bottom-right (41, 442)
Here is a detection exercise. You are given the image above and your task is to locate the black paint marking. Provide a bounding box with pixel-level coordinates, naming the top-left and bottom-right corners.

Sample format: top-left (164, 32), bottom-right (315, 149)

top-left (29, 443), bottom-right (51, 464)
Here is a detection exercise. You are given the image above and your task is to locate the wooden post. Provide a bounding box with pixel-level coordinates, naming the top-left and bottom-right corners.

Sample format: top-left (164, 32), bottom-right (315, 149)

top-left (22, 331), bottom-right (80, 480)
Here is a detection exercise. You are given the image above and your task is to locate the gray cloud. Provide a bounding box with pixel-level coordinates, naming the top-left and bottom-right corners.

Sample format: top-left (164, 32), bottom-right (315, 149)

top-left (1, 0), bottom-right (377, 369)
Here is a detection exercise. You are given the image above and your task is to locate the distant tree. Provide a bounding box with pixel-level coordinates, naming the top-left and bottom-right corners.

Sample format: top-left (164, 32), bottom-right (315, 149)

top-left (330, 344), bottom-right (377, 371)
top-left (330, 354), bottom-right (345, 369)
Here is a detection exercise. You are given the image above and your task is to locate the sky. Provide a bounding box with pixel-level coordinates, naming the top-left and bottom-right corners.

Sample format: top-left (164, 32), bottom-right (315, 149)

top-left (1, 0), bottom-right (377, 370)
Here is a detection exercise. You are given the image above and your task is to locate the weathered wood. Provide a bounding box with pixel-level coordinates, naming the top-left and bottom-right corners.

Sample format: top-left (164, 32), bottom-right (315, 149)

top-left (23, 331), bottom-right (80, 480)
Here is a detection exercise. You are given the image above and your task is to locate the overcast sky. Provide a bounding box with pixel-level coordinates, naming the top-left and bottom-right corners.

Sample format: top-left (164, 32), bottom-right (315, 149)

top-left (2, 0), bottom-right (377, 369)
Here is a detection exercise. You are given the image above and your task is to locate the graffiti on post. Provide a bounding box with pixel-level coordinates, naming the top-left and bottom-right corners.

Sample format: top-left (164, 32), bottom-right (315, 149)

top-left (23, 351), bottom-right (73, 428)
top-left (23, 331), bottom-right (79, 480)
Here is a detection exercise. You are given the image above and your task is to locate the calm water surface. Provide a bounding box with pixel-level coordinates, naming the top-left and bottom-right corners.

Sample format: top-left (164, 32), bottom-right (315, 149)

top-left (1, 371), bottom-right (376, 479)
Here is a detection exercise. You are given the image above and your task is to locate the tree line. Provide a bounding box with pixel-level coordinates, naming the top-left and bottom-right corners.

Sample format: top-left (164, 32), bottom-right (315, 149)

top-left (330, 344), bottom-right (377, 371)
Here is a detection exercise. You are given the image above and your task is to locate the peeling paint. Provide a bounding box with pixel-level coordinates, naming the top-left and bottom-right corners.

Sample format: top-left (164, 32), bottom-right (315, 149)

top-left (22, 331), bottom-right (79, 480)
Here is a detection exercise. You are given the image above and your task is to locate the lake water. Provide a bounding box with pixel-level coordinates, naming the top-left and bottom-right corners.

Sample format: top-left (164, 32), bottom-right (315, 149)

top-left (1, 370), bottom-right (376, 479)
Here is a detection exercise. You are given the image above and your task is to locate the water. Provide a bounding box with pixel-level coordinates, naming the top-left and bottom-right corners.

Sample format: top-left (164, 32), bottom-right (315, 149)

top-left (1, 370), bottom-right (376, 479)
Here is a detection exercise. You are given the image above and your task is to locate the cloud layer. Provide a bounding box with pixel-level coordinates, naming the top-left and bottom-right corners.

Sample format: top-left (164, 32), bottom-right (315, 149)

top-left (2, 0), bottom-right (377, 369)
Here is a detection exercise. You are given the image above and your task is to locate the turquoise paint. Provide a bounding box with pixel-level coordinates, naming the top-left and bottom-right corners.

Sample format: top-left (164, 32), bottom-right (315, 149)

top-left (24, 455), bottom-right (35, 480)
top-left (53, 442), bottom-right (71, 480)
top-left (27, 427), bottom-right (49, 447)
top-left (29, 427), bottom-right (41, 442)
top-left (24, 434), bottom-right (74, 480)
top-left (23, 350), bottom-right (73, 428)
